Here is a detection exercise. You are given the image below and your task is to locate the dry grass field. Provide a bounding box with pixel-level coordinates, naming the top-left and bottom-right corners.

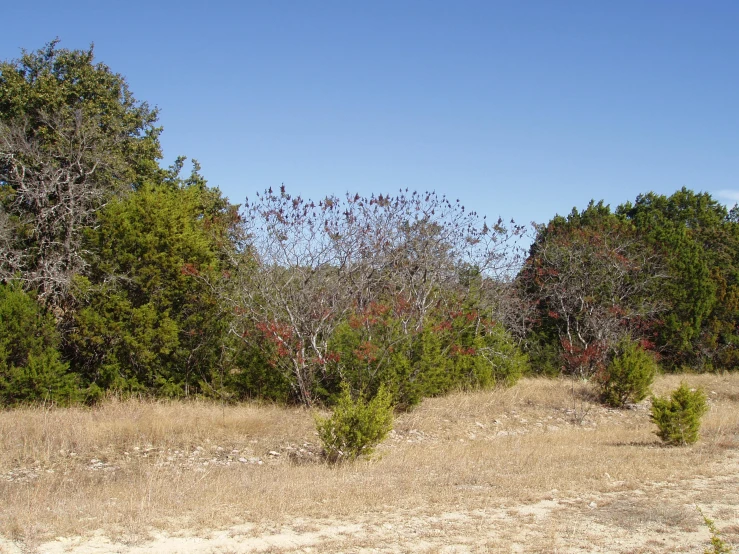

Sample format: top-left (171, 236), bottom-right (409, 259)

top-left (1, 373), bottom-right (738, 553)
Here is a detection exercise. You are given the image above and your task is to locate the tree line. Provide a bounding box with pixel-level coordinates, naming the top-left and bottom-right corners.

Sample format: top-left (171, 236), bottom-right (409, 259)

top-left (1, 42), bottom-right (737, 408)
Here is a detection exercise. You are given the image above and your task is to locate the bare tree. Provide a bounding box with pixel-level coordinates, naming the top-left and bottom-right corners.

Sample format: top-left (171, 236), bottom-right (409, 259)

top-left (521, 221), bottom-right (665, 377)
top-left (0, 109), bottom-right (127, 308)
top-left (231, 187), bottom-right (523, 406)
top-left (0, 203), bottom-right (13, 271)
top-left (481, 276), bottom-right (536, 344)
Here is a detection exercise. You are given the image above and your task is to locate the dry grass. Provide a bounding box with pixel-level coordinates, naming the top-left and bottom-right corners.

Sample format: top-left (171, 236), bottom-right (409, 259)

top-left (1, 374), bottom-right (738, 553)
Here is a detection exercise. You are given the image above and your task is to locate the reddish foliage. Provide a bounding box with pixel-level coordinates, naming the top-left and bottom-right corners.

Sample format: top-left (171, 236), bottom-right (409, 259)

top-left (560, 338), bottom-right (607, 375)
top-left (354, 341), bottom-right (379, 363)
top-left (180, 263), bottom-right (199, 277)
top-left (433, 320), bottom-right (453, 333)
top-left (255, 320), bottom-right (296, 358)
top-left (449, 344), bottom-right (477, 357)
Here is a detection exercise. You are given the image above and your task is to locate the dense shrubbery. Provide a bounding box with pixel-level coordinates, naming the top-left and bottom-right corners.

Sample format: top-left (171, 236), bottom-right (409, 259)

top-left (325, 306), bottom-right (526, 410)
top-left (1, 40), bottom-right (737, 417)
top-left (0, 282), bottom-right (78, 404)
top-left (523, 191), bottom-right (739, 377)
top-left (69, 176), bottom-right (236, 396)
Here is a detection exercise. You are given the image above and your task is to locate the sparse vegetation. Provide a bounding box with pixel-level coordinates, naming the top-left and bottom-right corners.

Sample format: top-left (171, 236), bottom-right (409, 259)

top-left (0, 374), bottom-right (737, 552)
top-left (698, 506), bottom-right (734, 554)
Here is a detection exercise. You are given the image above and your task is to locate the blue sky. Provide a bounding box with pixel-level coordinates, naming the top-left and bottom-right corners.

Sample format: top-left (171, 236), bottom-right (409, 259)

top-left (3, 1), bottom-right (738, 229)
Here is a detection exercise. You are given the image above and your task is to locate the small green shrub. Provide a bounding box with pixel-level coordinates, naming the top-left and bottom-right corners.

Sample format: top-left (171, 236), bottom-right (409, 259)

top-left (600, 340), bottom-right (657, 408)
top-left (0, 281), bottom-right (79, 405)
top-left (698, 506), bottom-right (733, 554)
top-left (650, 382), bottom-right (708, 446)
top-left (314, 384), bottom-right (394, 463)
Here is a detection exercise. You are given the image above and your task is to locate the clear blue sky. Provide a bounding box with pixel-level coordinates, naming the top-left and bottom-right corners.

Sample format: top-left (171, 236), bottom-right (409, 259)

top-left (3, 1), bottom-right (738, 229)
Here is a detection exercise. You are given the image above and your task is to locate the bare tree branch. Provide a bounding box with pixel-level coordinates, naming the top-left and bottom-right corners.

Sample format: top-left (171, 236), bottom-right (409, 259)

top-left (0, 109), bottom-right (127, 308)
top-left (521, 222), bottom-right (667, 377)
top-left (230, 188), bottom-right (525, 406)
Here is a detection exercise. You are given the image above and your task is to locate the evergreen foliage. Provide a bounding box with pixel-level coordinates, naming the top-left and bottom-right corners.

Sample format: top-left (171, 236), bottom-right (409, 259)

top-left (0, 40), bottom-right (161, 179)
top-left (447, 317), bottom-right (527, 389)
top-left (599, 339), bottom-right (657, 408)
top-left (617, 188), bottom-right (739, 370)
top-left (650, 382), bottom-right (708, 445)
top-left (0, 281), bottom-right (78, 404)
top-left (0, 40), bottom-right (162, 306)
top-left (225, 337), bottom-right (293, 403)
top-left (314, 384), bottom-right (394, 463)
top-left (325, 305), bottom-right (526, 410)
top-left (68, 168), bottom-right (237, 396)
top-left (524, 189), bottom-right (739, 376)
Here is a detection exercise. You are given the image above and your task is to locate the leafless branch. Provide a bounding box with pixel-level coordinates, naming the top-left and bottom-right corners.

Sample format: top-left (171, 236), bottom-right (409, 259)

top-left (0, 109), bottom-right (127, 307)
top-left (230, 188), bottom-right (525, 406)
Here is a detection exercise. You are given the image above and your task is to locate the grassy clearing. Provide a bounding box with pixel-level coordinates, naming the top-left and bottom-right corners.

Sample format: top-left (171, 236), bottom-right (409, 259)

top-left (1, 374), bottom-right (738, 552)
